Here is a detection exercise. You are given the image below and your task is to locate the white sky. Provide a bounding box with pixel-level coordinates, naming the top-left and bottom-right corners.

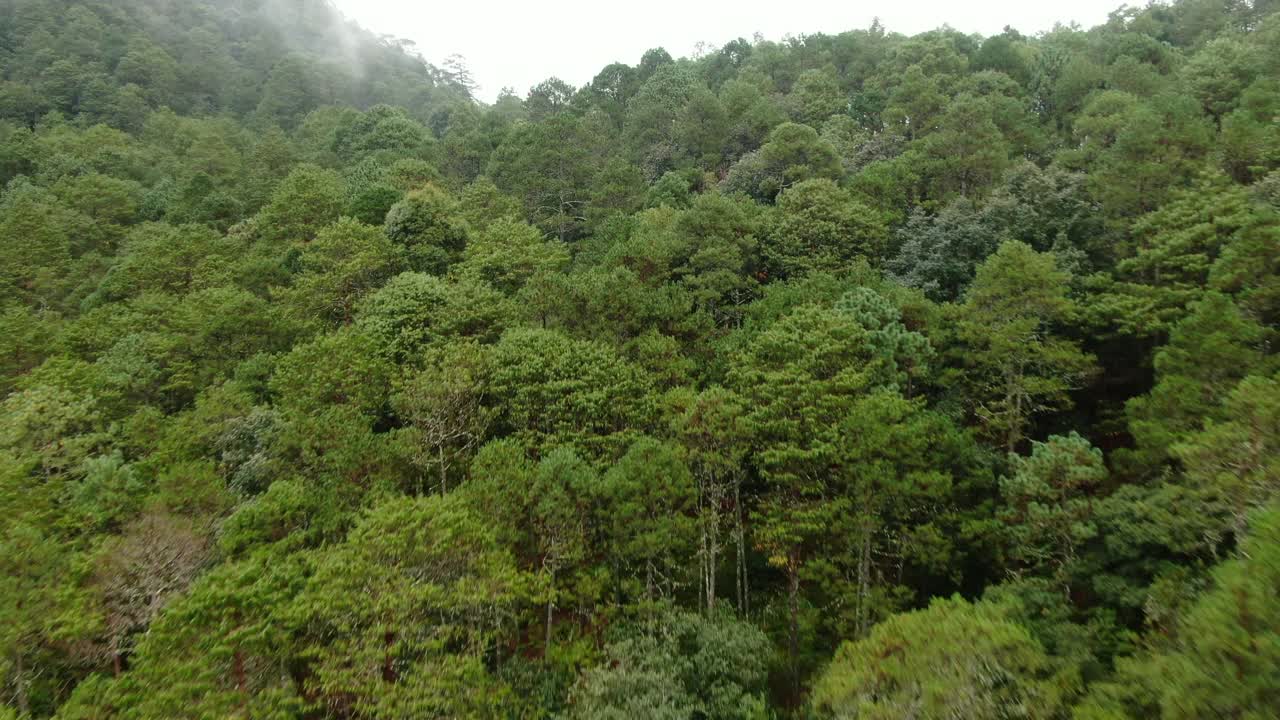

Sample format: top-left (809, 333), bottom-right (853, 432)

top-left (332, 0), bottom-right (1126, 102)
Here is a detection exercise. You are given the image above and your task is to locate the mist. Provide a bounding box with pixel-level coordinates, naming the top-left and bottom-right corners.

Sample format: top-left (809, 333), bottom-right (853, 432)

top-left (330, 0), bottom-right (1125, 101)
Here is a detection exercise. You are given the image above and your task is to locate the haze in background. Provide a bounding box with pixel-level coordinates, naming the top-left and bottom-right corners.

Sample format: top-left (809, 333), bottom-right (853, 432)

top-left (330, 0), bottom-right (1124, 102)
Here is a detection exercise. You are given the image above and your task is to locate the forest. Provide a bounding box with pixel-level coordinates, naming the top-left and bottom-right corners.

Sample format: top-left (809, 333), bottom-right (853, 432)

top-left (1, 0), bottom-right (1279, 716)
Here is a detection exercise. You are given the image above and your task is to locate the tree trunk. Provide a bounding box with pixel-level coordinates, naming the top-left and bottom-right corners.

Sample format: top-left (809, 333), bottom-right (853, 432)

top-left (788, 559), bottom-right (801, 700)
top-left (14, 651), bottom-right (28, 717)
top-left (1006, 364), bottom-right (1026, 455)
top-left (437, 444), bottom-right (447, 495)
top-left (233, 648), bottom-right (249, 711)
top-left (706, 535), bottom-right (718, 613)
top-left (382, 631), bottom-right (397, 682)
top-left (700, 472), bottom-right (721, 614)
top-left (544, 568), bottom-right (555, 658)
top-left (734, 478), bottom-right (748, 614)
top-left (698, 481), bottom-right (709, 614)
top-left (858, 521), bottom-right (872, 637)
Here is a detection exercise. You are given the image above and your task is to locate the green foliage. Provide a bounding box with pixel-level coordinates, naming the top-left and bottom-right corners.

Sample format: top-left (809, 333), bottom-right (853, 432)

top-left (1000, 433), bottom-right (1106, 593)
top-left (292, 493), bottom-right (532, 717)
top-left (270, 325), bottom-right (394, 419)
top-left (488, 328), bottom-right (655, 459)
top-left (5, 2), bottom-right (1280, 717)
top-left (332, 104), bottom-right (434, 164)
top-left (1110, 172), bottom-right (1257, 329)
top-left (729, 301), bottom-right (969, 683)
top-left (100, 554), bottom-right (309, 718)
top-left (567, 611), bottom-right (771, 720)
top-left (835, 286), bottom-right (934, 392)
top-left (488, 114), bottom-right (602, 240)
top-left (355, 271), bottom-right (513, 361)
top-left (624, 64), bottom-right (703, 177)
top-left (1125, 292), bottom-right (1267, 469)
top-left (887, 201), bottom-right (995, 301)
top-left (455, 216), bottom-right (569, 294)
top-left (600, 438), bottom-right (696, 598)
top-left (1173, 372), bottom-right (1280, 539)
top-left (917, 93), bottom-right (1014, 198)
top-left (1077, 505), bottom-right (1280, 720)
top-left (86, 223), bottom-right (239, 306)
top-left (724, 122), bottom-right (842, 201)
top-left (951, 241), bottom-right (1095, 452)
top-left (383, 185), bottom-right (468, 274)
top-left (278, 217), bottom-right (406, 327)
top-left (255, 164), bottom-right (345, 244)
top-left (812, 596), bottom-right (1065, 720)
top-left (0, 181), bottom-right (81, 308)
top-left (1066, 91), bottom-right (1213, 222)
top-left (788, 69), bottom-right (846, 127)
top-left (765, 179), bottom-right (888, 277)
top-left (392, 341), bottom-right (495, 494)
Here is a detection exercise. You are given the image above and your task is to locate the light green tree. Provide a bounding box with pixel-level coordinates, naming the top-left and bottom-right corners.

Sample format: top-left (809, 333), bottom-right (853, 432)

top-left (291, 494), bottom-right (532, 717)
top-left (278, 217), bottom-right (406, 327)
top-left (383, 185), bottom-right (468, 274)
top-left (568, 611), bottom-right (771, 720)
top-left (1000, 433), bottom-right (1106, 596)
top-left (255, 164), bottom-right (344, 244)
top-left (392, 341), bottom-right (494, 495)
top-left (812, 596), bottom-right (1064, 720)
top-left (600, 438), bottom-right (696, 602)
top-left (953, 241), bottom-right (1095, 453)
top-left (765, 179), bottom-right (888, 277)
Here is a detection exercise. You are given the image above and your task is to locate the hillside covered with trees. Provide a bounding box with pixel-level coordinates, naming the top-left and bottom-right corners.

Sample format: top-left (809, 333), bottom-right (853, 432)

top-left (2, 0), bottom-right (1280, 717)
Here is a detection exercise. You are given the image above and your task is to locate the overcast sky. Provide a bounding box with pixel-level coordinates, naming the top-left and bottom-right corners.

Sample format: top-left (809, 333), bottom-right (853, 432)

top-left (331, 0), bottom-right (1126, 102)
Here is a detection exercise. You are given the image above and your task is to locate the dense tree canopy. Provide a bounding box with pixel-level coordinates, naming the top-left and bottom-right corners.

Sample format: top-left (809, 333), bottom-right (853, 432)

top-left (3, 0), bottom-right (1280, 717)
